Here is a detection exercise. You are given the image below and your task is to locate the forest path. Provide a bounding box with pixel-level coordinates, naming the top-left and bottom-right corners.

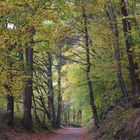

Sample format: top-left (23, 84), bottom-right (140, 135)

top-left (7, 127), bottom-right (90, 140)
top-left (47, 127), bottom-right (90, 140)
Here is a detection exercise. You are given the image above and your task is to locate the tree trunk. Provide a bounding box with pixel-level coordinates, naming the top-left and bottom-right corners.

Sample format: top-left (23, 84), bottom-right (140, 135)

top-left (121, 0), bottom-right (140, 98)
top-left (73, 107), bottom-right (76, 123)
top-left (82, 7), bottom-right (99, 128)
top-left (23, 47), bottom-right (33, 130)
top-left (7, 95), bottom-right (14, 127)
top-left (23, 26), bottom-right (35, 130)
top-left (56, 63), bottom-right (62, 128)
top-left (46, 52), bottom-right (56, 128)
top-left (105, 4), bottom-right (128, 106)
top-left (6, 56), bottom-right (14, 127)
top-left (67, 105), bottom-right (70, 124)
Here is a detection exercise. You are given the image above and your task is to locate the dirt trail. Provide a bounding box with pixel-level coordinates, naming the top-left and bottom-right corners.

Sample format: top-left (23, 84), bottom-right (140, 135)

top-left (5, 127), bottom-right (90, 140)
top-left (48, 127), bottom-right (90, 140)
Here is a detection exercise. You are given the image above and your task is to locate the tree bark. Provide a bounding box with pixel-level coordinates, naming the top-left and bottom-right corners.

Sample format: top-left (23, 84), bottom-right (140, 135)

top-left (121, 0), bottom-right (140, 97)
top-left (56, 62), bottom-right (62, 128)
top-left (7, 95), bottom-right (14, 127)
top-left (23, 47), bottom-right (33, 130)
top-left (23, 26), bottom-right (35, 130)
top-left (46, 52), bottom-right (56, 128)
top-left (6, 55), bottom-right (14, 127)
top-left (67, 104), bottom-right (70, 124)
top-left (105, 4), bottom-right (128, 106)
top-left (82, 7), bottom-right (99, 128)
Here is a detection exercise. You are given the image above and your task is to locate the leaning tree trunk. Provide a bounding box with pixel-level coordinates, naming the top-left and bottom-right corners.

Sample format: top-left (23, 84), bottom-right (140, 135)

top-left (46, 52), bottom-right (56, 128)
top-left (121, 0), bottom-right (140, 98)
top-left (105, 4), bottom-right (128, 106)
top-left (82, 7), bottom-right (99, 128)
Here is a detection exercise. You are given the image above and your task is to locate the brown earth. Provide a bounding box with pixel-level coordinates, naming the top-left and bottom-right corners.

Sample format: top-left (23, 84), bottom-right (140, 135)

top-left (0, 127), bottom-right (90, 140)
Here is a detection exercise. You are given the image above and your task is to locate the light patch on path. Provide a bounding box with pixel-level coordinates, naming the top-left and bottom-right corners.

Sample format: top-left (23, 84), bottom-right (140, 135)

top-left (49, 127), bottom-right (90, 140)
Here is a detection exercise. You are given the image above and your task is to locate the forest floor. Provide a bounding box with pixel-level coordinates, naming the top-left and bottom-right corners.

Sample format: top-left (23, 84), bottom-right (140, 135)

top-left (0, 127), bottom-right (90, 140)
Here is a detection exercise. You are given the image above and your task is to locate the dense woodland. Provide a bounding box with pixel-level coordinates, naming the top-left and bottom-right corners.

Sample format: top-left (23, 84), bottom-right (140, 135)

top-left (0, 0), bottom-right (140, 140)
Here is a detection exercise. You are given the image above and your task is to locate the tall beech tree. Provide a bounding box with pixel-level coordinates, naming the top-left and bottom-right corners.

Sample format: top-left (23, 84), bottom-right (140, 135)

top-left (121, 0), bottom-right (140, 98)
top-left (82, 6), bottom-right (99, 128)
top-left (46, 52), bottom-right (56, 127)
top-left (23, 26), bottom-right (35, 130)
top-left (105, 4), bottom-right (128, 106)
top-left (56, 56), bottom-right (63, 128)
top-left (6, 55), bottom-right (14, 127)
top-left (56, 48), bottom-right (67, 128)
